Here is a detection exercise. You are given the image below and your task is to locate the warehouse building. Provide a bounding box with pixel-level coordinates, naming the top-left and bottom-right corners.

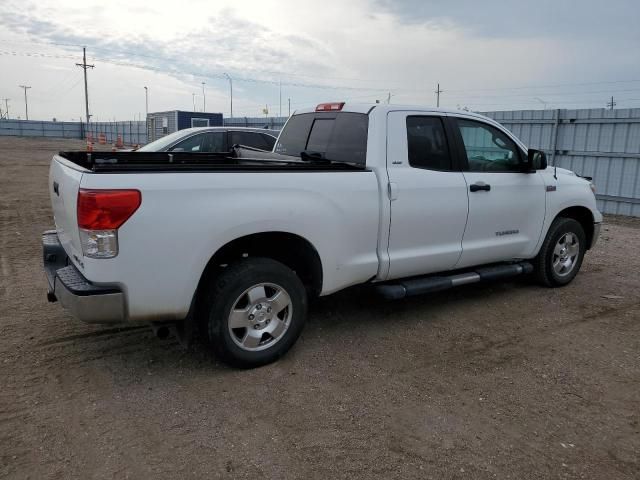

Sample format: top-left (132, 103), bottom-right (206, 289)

top-left (146, 110), bottom-right (223, 142)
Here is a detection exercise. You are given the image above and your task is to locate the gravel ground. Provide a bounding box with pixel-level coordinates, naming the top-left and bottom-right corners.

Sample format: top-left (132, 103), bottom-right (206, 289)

top-left (1, 136), bottom-right (639, 479)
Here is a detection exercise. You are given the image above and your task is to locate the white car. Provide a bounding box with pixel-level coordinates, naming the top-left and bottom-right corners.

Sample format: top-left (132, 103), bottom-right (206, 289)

top-left (44, 102), bottom-right (602, 367)
top-left (137, 126), bottom-right (279, 152)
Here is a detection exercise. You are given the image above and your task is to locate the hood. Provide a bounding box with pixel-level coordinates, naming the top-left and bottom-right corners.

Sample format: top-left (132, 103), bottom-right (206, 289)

top-left (549, 166), bottom-right (576, 177)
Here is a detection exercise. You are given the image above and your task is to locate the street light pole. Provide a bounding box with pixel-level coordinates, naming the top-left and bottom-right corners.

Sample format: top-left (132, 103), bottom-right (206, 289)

top-left (201, 82), bottom-right (206, 112)
top-left (143, 86), bottom-right (149, 118)
top-left (223, 73), bottom-right (233, 118)
top-left (18, 85), bottom-right (31, 120)
top-left (192, 93), bottom-right (196, 111)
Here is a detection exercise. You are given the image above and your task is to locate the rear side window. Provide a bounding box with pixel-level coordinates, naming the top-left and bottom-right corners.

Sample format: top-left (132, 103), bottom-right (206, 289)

top-left (230, 131), bottom-right (271, 150)
top-left (261, 134), bottom-right (277, 150)
top-left (406, 116), bottom-right (452, 171)
top-left (275, 112), bottom-right (368, 165)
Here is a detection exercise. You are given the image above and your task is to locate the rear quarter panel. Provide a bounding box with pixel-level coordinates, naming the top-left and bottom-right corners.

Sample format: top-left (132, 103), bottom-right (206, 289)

top-left (79, 170), bottom-right (381, 321)
top-left (49, 155), bottom-right (86, 268)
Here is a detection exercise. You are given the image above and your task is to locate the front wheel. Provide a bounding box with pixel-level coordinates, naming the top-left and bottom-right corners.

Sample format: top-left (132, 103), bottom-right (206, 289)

top-left (201, 258), bottom-right (307, 368)
top-left (534, 217), bottom-right (586, 287)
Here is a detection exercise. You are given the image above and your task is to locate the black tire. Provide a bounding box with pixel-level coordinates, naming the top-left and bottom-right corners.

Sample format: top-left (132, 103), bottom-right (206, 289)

top-left (201, 257), bottom-right (307, 368)
top-left (534, 217), bottom-right (586, 287)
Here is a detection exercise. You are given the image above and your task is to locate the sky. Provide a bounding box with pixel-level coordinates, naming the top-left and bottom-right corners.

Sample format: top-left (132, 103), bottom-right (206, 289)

top-left (0, 0), bottom-right (639, 121)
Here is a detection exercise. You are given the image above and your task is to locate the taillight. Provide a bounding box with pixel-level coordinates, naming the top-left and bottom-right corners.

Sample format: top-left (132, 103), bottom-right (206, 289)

top-left (316, 102), bottom-right (345, 112)
top-left (77, 189), bottom-right (141, 258)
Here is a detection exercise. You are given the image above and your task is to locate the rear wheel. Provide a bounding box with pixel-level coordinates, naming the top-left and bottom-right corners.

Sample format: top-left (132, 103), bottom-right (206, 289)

top-left (201, 258), bottom-right (307, 368)
top-left (534, 217), bottom-right (586, 287)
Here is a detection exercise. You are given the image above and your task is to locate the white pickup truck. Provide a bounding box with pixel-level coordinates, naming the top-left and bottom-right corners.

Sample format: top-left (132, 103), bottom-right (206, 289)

top-left (44, 102), bottom-right (602, 367)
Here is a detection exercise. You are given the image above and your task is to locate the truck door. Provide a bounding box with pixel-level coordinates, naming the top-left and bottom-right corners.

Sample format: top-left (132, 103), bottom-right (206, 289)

top-left (450, 117), bottom-right (546, 268)
top-left (385, 111), bottom-right (469, 279)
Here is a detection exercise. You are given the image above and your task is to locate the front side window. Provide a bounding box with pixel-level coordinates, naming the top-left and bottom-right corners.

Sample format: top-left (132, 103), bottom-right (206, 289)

top-left (170, 132), bottom-right (225, 152)
top-left (406, 116), bottom-right (452, 170)
top-left (171, 133), bottom-right (205, 152)
top-left (456, 119), bottom-right (523, 172)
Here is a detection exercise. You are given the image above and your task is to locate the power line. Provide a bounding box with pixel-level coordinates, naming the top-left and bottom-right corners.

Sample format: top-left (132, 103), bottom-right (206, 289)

top-left (4, 46), bottom-right (640, 103)
top-left (446, 78), bottom-right (640, 93)
top-left (443, 87), bottom-right (640, 100)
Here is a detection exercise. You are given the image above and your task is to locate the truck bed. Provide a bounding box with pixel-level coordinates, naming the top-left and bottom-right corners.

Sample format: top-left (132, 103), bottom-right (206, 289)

top-left (58, 150), bottom-right (365, 173)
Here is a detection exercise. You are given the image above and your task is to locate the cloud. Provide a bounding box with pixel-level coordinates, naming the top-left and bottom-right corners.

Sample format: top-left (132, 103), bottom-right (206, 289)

top-left (0, 0), bottom-right (639, 120)
top-left (0, 2), bottom-right (330, 84)
top-left (373, 0), bottom-right (640, 41)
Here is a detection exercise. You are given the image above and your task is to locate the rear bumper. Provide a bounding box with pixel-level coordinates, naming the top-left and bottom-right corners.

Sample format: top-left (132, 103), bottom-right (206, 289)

top-left (43, 230), bottom-right (126, 324)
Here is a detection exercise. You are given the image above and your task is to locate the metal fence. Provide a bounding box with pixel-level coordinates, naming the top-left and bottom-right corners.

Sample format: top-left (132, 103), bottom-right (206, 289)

top-left (223, 116), bottom-right (287, 130)
top-left (0, 119), bottom-right (82, 139)
top-left (483, 108), bottom-right (640, 217)
top-left (84, 121), bottom-right (146, 145)
top-left (2, 110), bottom-right (639, 216)
top-left (0, 119), bottom-right (147, 145)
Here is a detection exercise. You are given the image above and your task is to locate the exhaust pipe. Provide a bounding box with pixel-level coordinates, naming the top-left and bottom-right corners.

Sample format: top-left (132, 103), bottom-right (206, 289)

top-left (151, 323), bottom-right (171, 340)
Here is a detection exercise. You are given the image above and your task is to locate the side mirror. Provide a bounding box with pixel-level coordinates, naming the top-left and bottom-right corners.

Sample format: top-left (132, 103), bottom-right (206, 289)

top-left (527, 149), bottom-right (547, 171)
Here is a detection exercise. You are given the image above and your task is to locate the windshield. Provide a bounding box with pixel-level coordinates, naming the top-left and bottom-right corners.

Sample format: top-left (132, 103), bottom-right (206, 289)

top-left (137, 129), bottom-right (201, 152)
top-left (275, 112), bottom-right (369, 165)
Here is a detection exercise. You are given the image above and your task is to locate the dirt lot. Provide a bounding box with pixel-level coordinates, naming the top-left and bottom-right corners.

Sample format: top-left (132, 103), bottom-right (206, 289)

top-left (1, 136), bottom-right (639, 479)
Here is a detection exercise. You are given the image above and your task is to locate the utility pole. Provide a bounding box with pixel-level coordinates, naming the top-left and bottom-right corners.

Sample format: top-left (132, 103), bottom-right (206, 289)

top-left (279, 78), bottom-right (282, 118)
top-left (607, 96), bottom-right (616, 110)
top-left (76, 47), bottom-right (95, 124)
top-left (18, 85), bottom-right (31, 120)
top-left (144, 86), bottom-right (148, 117)
top-left (201, 82), bottom-right (206, 112)
top-left (1, 98), bottom-right (8, 119)
top-left (223, 73), bottom-right (233, 118)
top-left (435, 83), bottom-right (443, 108)
top-left (192, 93), bottom-right (196, 111)
top-left (288, 97), bottom-right (291, 117)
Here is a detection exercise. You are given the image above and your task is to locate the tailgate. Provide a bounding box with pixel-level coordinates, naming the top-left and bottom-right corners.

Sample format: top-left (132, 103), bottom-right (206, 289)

top-left (49, 155), bottom-right (85, 266)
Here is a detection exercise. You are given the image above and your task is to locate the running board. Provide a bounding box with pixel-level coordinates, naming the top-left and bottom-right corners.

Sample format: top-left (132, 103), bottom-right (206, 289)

top-left (374, 262), bottom-right (533, 300)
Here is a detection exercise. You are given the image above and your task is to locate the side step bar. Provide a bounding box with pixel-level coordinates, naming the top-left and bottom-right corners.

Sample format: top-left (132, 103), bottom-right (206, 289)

top-left (374, 262), bottom-right (533, 300)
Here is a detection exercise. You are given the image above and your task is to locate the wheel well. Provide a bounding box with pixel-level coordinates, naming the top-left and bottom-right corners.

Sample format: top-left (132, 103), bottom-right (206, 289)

top-left (197, 232), bottom-right (323, 300)
top-left (557, 206), bottom-right (595, 249)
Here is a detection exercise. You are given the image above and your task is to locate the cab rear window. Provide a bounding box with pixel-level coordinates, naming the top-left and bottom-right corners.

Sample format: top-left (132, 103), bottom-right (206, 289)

top-left (275, 112), bottom-right (368, 165)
